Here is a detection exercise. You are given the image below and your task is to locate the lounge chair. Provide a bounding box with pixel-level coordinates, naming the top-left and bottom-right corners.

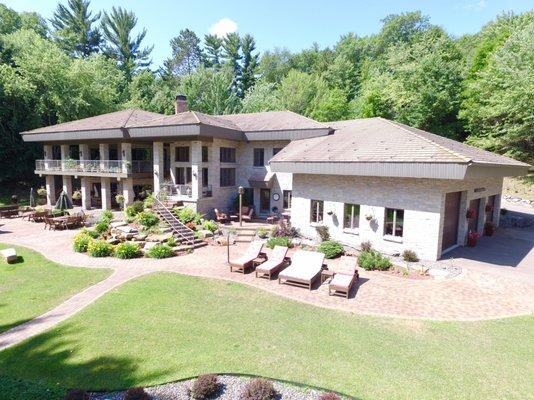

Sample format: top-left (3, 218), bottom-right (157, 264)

top-left (328, 256), bottom-right (359, 298)
top-left (278, 250), bottom-right (325, 290)
top-left (214, 209), bottom-right (229, 223)
top-left (229, 241), bottom-right (264, 273)
top-left (241, 207), bottom-right (254, 222)
top-left (255, 245), bottom-right (289, 279)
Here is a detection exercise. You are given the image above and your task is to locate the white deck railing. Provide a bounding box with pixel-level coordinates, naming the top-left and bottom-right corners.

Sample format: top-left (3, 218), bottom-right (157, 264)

top-left (160, 183), bottom-right (213, 199)
top-left (35, 159), bottom-right (152, 175)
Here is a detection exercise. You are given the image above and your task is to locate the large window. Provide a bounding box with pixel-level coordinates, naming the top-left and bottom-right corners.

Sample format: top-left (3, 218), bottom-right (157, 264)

top-left (175, 146), bottom-right (189, 162)
top-left (202, 146), bottom-right (208, 162)
top-left (344, 204), bottom-right (360, 230)
top-left (253, 148), bottom-right (265, 166)
top-left (283, 190), bottom-right (292, 209)
top-left (385, 208), bottom-right (404, 237)
top-left (202, 167), bottom-right (209, 186)
top-left (175, 167), bottom-right (192, 185)
top-left (220, 168), bottom-right (236, 187)
top-left (310, 200), bottom-right (324, 224)
top-left (220, 147), bottom-right (236, 163)
top-left (273, 148), bottom-right (283, 156)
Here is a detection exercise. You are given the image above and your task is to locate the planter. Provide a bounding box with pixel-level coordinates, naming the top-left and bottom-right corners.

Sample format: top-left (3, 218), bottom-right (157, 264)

top-left (485, 204), bottom-right (494, 213)
top-left (465, 208), bottom-right (475, 219)
top-left (484, 222), bottom-right (495, 236)
top-left (467, 231), bottom-right (480, 247)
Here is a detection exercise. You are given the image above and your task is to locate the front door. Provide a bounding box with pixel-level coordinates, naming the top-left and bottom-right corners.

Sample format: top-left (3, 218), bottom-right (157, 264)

top-left (486, 195), bottom-right (496, 222)
top-left (468, 198), bottom-right (481, 233)
top-left (442, 191), bottom-right (461, 252)
top-left (260, 189), bottom-right (270, 214)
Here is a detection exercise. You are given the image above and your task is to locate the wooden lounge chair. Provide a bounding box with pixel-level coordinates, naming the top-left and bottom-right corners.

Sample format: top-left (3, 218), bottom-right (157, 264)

top-left (278, 250), bottom-right (325, 290)
top-left (44, 216), bottom-right (66, 230)
top-left (229, 241), bottom-right (264, 273)
top-left (0, 205), bottom-right (20, 218)
top-left (255, 245), bottom-right (289, 279)
top-left (214, 208), bottom-right (229, 223)
top-left (241, 207), bottom-right (254, 222)
top-left (328, 256), bottom-right (359, 299)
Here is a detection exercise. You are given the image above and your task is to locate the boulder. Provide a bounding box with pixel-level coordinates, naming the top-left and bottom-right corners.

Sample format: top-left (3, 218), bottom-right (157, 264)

top-left (149, 233), bottom-right (173, 243)
top-left (133, 233), bottom-right (148, 241)
top-left (116, 225), bottom-right (138, 234)
top-left (110, 221), bottom-right (128, 228)
top-left (198, 229), bottom-right (213, 238)
top-left (143, 242), bottom-right (158, 251)
top-left (216, 236), bottom-right (235, 246)
top-left (0, 248), bottom-right (17, 263)
top-left (107, 238), bottom-right (120, 245)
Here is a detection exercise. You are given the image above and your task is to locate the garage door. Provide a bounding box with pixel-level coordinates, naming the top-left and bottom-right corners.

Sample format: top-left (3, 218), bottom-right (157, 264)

top-left (442, 192), bottom-right (461, 252)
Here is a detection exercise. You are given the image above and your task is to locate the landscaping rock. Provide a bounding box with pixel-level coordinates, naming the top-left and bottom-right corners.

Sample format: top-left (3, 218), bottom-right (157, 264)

top-left (107, 238), bottom-right (120, 245)
top-left (133, 233), bottom-right (148, 241)
top-left (150, 233), bottom-right (173, 243)
top-left (198, 229), bottom-right (213, 238)
top-left (116, 225), bottom-right (138, 234)
top-left (143, 242), bottom-right (158, 251)
top-left (110, 221), bottom-right (128, 228)
top-left (216, 236), bottom-right (235, 246)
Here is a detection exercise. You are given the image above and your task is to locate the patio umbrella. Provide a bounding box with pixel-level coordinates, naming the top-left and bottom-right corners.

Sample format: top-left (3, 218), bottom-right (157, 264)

top-left (54, 190), bottom-right (73, 211)
top-left (29, 187), bottom-right (36, 208)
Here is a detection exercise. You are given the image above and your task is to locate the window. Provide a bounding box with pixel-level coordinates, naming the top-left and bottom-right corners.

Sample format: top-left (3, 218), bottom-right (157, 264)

top-left (175, 167), bottom-right (192, 185)
top-left (202, 146), bottom-right (208, 162)
top-left (220, 147), bottom-right (236, 163)
top-left (385, 208), bottom-right (404, 237)
top-left (344, 204), bottom-right (360, 230)
top-left (283, 190), bottom-right (292, 209)
top-left (220, 168), bottom-right (236, 187)
top-left (310, 200), bottom-right (324, 224)
top-left (175, 146), bottom-right (189, 162)
top-left (253, 148), bottom-right (265, 166)
top-left (273, 148), bottom-right (283, 156)
top-left (202, 167), bottom-right (209, 187)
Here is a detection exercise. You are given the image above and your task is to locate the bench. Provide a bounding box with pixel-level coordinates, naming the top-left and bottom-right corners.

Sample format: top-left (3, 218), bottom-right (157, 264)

top-left (0, 205), bottom-right (20, 218)
top-left (0, 248), bottom-right (18, 263)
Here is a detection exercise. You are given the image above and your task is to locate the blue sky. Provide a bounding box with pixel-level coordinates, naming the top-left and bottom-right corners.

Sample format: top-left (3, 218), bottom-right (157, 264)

top-left (4, 0), bottom-right (533, 68)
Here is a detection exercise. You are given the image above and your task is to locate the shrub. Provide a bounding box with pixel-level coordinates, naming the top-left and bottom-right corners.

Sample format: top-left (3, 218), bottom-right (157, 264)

top-left (190, 374), bottom-right (219, 400)
top-left (101, 210), bottom-right (113, 223)
top-left (315, 225), bottom-right (330, 242)
top-left (257, 227), bottom-right (269, 239)
top-left (126, 201), bottom-right (145, 218)
top-left (402, 249), bottom-right (419, 262)
top-left (266, 236), bottom-right (292, 249)
top-left (95, 221), bottom-right (109, 235)
top-left (358, 250), bottom-right (392, 271)
top-left (147, 244), bottom-right (174, 259)
top-left (73, 233), bottom-right (92, 253)
top-left (64, 389), bottom-right (89, 400)
top-left (317, 240), bottom-right (344, 259)
top-left (37, 187), bottom-right (47, 197)
top-left (174, 207), bottom-right (202, 224)
top-left (319, 393), bottom-right (341, 400)
top-left (123, 387), bottom-right (150, 400)
top-left (136, 211), bottom-right (159, 228)
top-left (271, 219), bottom-right (299, 238)
top-left (87, 240), bottom-right (114, 257)
top-left (115, 242), bottom-right (141, 259)
top-left (167, 236), bottom-right (178, 247)
top-left (240, 378), bottom-right (276, 400)
top-left (360, 240), bottom-right (372, 252)
top-left (202, 219), bottom-right (218, 233)
top-left (81, 228), bottom-right (100, 239)
top-left (143, 194), bottom-right (155, 209)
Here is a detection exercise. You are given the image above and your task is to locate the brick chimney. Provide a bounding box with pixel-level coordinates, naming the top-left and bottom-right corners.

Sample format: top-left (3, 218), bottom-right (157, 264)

top-left (174, 94), bottom-right (188, 114)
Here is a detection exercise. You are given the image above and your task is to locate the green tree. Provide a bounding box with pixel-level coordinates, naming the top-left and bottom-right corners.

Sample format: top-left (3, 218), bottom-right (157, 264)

top-left (258, 48), bottom-right (292, 84)
top-left (241, 34), bottom-right (259, 93)
top-left (204, 34), bottom-right (223, 69)
top-left (310, 87), bottom-right (350, 122)
top-left (222, 32), bottom-right (242, 97)
top-left (0, 4), bottom-right (47, 37)
top-left (124, 70), bottom-right (177, 114)
top-left (165, 28), bottom-right (202, 76)
top-left (241, 80), bottom-right (280, 112)
top-left (101, 6), bottom-right (153, 80)
top-left (374, 11), bottom-right (431, 53)
top-left (51, 0), bottom-right (102, 57)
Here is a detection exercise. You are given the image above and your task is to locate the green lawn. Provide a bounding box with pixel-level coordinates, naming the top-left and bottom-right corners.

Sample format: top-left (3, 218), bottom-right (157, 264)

top-left (0, 243), bottom-right (111, 333)
top-left (0, 273), bottom-right (532, 400)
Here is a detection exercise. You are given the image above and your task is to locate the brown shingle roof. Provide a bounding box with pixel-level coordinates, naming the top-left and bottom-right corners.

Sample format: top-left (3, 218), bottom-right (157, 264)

top-left (218, 110), bottom-right (330, 131)
top-left (271, 117), bottom-right (529, 167)
top-left (129, 111), bottom-right (241, 131)
top-left (22, 109), bottom-right (163, 134)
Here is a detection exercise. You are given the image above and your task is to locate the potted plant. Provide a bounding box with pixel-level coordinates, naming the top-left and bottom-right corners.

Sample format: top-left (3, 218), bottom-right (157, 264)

top-left (365, 213), bottom-right (374, 221)
top-left (465, 208), bottom-right (475, 219)
top-left (467, 230), bottom-right (480, 247)
top-left (115, 194), bottom-right (125, 210)
top-left (37, 187), bottom-right (47, 197)
top-left (484, 221), bottom-right (495, 236)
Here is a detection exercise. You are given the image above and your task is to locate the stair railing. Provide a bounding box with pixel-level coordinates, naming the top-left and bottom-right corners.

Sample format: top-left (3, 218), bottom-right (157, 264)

top-left (153, 194), bottom-right (195, 245)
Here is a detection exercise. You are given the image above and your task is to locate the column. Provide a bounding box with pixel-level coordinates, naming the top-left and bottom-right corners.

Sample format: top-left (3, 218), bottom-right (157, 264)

top-left (477, 197), bottom-right (486, 234)
top-left (62, 176), bottom-right (73, 198)
top-left (99, 143), bottom-right (109, 172)
top-left (494, 194), bottom-right (502, 227)
top-left (169, 143), bottom-right (176, 184)
top-left (79, 144), bottom-right (89, 171)
top-left (81, 177), bottom-right (91, 210)
top-left (101, 177), bottom-right (111, 210)
top-left (191, 141), bottom-right (201, 199)
top-left (45, 175), bottom-right (56, 206)
top-left (122, 178), bottom-right (134, 207)
top-left (43, 144), bottom-right (52, 171)
top-left (120, 142), bottom-right (132, 174)
top-left (153, 141), bottom-right (164, 194)
top-left (60, 144), bottom-right (69, 170)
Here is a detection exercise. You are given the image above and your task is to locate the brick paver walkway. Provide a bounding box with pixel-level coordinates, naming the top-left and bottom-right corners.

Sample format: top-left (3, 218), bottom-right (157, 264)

top-left (0, 218), bottom-right (533, 350)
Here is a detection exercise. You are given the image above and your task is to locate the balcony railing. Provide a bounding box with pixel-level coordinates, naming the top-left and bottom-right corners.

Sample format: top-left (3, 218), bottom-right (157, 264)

top-left (131, 160), bottom-right (152, 173)
top-left (36, 159), bottom-right (126, 174)
top-left (160, 183), bottom-right (213, 199)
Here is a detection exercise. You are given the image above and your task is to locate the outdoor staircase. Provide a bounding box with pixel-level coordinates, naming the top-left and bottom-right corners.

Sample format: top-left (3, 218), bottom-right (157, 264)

top-left (233, 226), bottom-right (258, 243)
top-left (153, 197), bottom-right (206, 251)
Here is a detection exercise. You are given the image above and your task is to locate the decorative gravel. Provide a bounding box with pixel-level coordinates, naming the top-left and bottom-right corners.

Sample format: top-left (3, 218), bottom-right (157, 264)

top-left (90, 374), bottom-right (347, 399)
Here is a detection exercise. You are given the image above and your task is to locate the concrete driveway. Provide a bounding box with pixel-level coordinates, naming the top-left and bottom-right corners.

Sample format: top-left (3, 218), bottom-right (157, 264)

top-left (445, 202), bottom-right (534, 285)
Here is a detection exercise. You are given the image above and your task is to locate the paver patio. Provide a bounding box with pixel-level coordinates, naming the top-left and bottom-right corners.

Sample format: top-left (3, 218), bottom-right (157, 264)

top-left (0, 216), bottom-right (533, 350)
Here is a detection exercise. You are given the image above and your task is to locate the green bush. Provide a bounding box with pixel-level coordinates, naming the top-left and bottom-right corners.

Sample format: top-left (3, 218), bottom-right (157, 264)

top-left (126, 200), bottom-right (145, 218)
top-left (317, 240), bottom-right (344, 259)
top-left (94, 221), bottom-right (109, 235)
top-left (202, 219), bottom-right (218, 233)
top-left (114, 242), bottom-right (141, 259)
top-left (257, 227), bottom-right (269, 239)
top-left (402, 249), bottom-right (419, 262)
top-left (167, 236), bottom-right (178, 247)
top-left (73, 233), bottom-right (92, 253)
top-left (358, 250), bottom-right (392, 271)
top-left (87, 240), bottom-right (114, 257)
top-left (143, 194), bottom-right (155, 209)
top-left (81, 228), bottom-right (100, 239)
top-left (191, 374), bottom-right (220, 400)
top-left (147, 244), bottom-right (174, 259)
top-left (173, 207), bottom-right (202, 224)
top-left (315, 225), bottom-right (330, 241)
top-left (101, 210), bottom-right (113, 223)
top-left (266, 236), bottom-right (292, 249)
top-left (136, 211), bottom-right (159, 228)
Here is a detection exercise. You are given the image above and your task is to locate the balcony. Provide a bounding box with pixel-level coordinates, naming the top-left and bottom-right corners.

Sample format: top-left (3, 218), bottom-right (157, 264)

top-left (35, 159), bottom-right (153, 177)
top-left (160, 183), bottom-right (213, 199)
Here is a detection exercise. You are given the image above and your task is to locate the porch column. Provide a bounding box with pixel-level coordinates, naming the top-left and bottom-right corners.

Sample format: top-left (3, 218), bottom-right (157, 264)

top-left (99, 143), bottom-right (109, 172)
top-left (153, 141), bottom-right (164, 194)
top-left (60, 144), bottom-right (69, 170)
top-left (120, 142), bottom-right (132, 174)
top-left (45, 175), bottom-right (56, 207)
top-left (477, 197), bottom-right (486, 234)
top-left (43, 144), bottom-right (53, 171)
top-left (101, 177), bottom-right (111, 210)
top-left (80, 177), bottom-right (91, 210)
top-left (79, 144), bottom-right (89, 171)
top-left (62, 175), bottom-right (73, 198)
top-left (122, 178), bottom-right (134, 207)
top-left (169, 143), bottom-right (176, 184)
top-left (191, 141), bottom-right (201, 199)
top-left (494, 194), bottom-right (502, 227)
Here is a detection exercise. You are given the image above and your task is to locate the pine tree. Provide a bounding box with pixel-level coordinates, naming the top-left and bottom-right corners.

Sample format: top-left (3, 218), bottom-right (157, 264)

top-left (241, 34), bottom-right (259, 93)
top-left (222, 32), bottom-right (243, 97)
top-left (165, 29), bottom-right (202, 76)
top-left (204, 34), bottom-right (223, 69)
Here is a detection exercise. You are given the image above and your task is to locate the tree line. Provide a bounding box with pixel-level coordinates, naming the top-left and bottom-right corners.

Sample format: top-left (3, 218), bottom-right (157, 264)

top-left (0, 1), bottom-right (532, 184)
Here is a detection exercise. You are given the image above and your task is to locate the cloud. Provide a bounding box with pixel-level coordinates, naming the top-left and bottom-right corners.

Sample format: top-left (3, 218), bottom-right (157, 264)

top-left (208, 18), bottom-right (238, 38)
top-left (463, 0), bottom-right (487, 11)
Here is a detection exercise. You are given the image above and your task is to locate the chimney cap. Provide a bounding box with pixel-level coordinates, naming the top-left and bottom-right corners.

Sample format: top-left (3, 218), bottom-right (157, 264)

top-left (175, 94), bottom-right (187, 101)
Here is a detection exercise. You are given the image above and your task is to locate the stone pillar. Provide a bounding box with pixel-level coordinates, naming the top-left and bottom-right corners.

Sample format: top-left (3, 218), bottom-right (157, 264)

top-left (81, 177), bottom-right (91, 210)
top-left (191, 141), bottom-right (201, 199)
top-left (122, 178), bottom-right (134, 207)
top-left (494, 194), bottom-right (502, 227)
top-left (101, 177), bottom-right (111, 210)
top-left (169, 143), bottom-right (176, 184)
top-left (45, 175), bottom-right (56, 206)
top-left (153, 141), bottom-right (164, 194)
top-left (477, 197), bottom-right (486, 234)
top-left (62, 175), bottom-right (73, 198)
top-left (60, 144), bottom-right (69, 170)
top-left (43, 144), bottom-right (53, 170)
top-left (120, 142), bottom-right (132, 174)
top-left (99, 143), bottom-right (109, 172)
top-left (79, 144), bottom-right (89, 171)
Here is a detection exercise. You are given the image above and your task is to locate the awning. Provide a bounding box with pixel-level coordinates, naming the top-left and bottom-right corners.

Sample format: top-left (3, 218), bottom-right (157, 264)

top-left (248, 171), bottom-right (274, 188)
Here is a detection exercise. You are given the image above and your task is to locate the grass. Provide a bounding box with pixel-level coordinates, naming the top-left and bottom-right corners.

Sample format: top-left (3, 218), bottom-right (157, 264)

top-left (0, 273), bottom-right (532, 400)
top-left (0, 243), bottom-right (111, 334)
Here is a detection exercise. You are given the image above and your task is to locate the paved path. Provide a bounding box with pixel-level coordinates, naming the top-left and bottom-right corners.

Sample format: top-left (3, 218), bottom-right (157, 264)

top-left (0, 217), bottom-right (533, 350)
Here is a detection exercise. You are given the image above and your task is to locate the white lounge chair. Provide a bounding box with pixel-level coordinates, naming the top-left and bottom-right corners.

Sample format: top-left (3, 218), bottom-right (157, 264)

top-left (229, 241), bottom-right (265, 273)
top-left (255, 245), bottom-right (289, 279)
top-left (278, 250), bottom-right (325, 290)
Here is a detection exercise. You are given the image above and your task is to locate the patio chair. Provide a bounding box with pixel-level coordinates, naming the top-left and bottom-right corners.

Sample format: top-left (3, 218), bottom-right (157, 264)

top-left (241, 207), bottom-right (254, 222)
top-left (229, 241), bottom-right (265, 273)
top-left (328, 256), bottom-right (359, 298)
top-left (255, 245), bottom-right (289, 280)
top-left (278, 250), bottom-right (325, 290)
top-left (214, 209), bottom-right (229, 223)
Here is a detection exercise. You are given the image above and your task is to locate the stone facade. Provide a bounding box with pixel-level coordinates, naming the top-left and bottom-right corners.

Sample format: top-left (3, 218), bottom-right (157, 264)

top-left (290, 174), bottom-right (503, 261)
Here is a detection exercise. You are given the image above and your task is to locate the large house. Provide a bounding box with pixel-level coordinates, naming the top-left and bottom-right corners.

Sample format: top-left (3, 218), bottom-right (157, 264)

top-left (21, 95), bottom-right (530, 261)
